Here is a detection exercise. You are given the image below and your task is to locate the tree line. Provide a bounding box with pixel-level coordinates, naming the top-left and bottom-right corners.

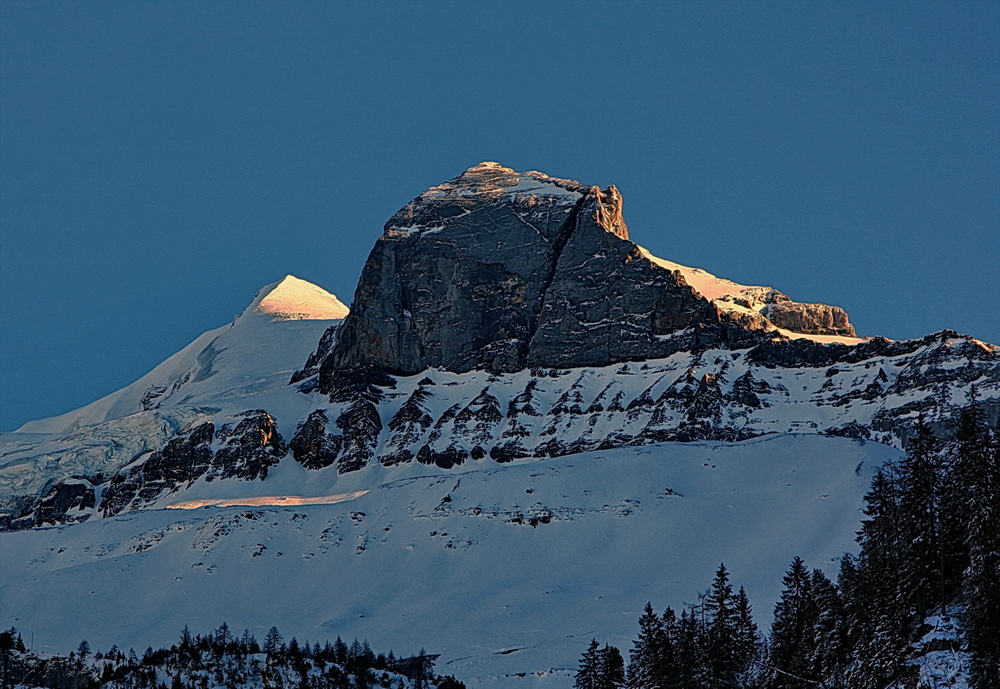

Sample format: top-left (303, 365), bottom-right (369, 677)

top-left (0, 624), bottom-right (464, 689)
top-left (577, 400), bottom-right (999, 689)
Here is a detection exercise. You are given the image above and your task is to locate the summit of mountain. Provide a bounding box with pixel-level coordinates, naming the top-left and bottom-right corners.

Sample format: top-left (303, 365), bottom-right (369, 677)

top-left (319, 162), bottom-right (856, 384)
top-left (248, 274), bottom-right (350, 321)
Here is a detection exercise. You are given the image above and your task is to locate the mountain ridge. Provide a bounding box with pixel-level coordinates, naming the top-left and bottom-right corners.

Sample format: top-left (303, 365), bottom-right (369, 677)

top-left (3, 164), bottom-right (998, 530)
top-left (1, 163), bottom-right (996, 687)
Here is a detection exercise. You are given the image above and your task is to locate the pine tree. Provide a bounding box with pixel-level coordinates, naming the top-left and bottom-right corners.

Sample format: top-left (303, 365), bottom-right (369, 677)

top-left (898, 414), bottom-right (943, 619)
top-left (856, 467), bottom-right (904, 607)
top-left (627, 603), bottom-right (665, 689)
top-left (263, 627), bottom-right (283, 657)
top-left (849, 467), bottom-right (909, 687)
top-left (961, 418), bottom-right (1000, 689)
top-left (941, 397), bottom-right (990, 591)
top-left (334, 636), bottom-right (348, 665)
top-left (598, 645), bottom-right (625, 689)
top-left (659, 607), bottom-right (682, 689)
top-left (704, 563), bottom-right (739, 688)
top-left (179, 626), bottom-right (193, 652)
top-left (674, 608), bottom-right (704, 689)
top-left (964, 546), bottom-right (1000, 689)
top-left (767, 557), bottom-right (816, 689)
top-left (577, 639), bottom-right (603, 689)
top-left (732, 587), bottom-right (761, 681)
top-left (808, 569), bottom-right (846, 689)
top-left (241, 629), bottom-right (258, 654)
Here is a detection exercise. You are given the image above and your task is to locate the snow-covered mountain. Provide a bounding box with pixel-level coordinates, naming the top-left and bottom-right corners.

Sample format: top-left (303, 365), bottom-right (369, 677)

top-left (1, 163), bottom-right (996, 686)
top-left (15, 275), bottom-right (348, 436)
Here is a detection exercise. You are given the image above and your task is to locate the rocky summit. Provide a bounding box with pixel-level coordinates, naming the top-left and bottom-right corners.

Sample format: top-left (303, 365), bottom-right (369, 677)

top-left (318, 162), bottom-right (851, 384)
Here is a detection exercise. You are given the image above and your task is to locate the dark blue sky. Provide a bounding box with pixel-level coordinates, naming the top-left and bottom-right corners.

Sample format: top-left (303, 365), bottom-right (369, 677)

top-left (2, 1), bottom-right (998, 431)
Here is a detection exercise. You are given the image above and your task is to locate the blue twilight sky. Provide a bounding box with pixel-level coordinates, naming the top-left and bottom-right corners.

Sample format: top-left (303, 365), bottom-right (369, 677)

top-left (1, 1), bottom-right (998, 431)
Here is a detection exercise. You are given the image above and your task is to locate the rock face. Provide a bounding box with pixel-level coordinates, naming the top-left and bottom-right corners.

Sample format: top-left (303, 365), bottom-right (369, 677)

top-left (765, 299), bottom-right (855, 337)
top-left (7, 479), bottom-right (96, 530)
top-left (319, 162), bottom-right (767, 383)
top-left (99, 410), bottom-right (286, 517)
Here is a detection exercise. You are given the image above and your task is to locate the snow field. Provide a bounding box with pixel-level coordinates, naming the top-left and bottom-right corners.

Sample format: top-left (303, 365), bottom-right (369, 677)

top-left (2, 434), bottom-right (901, 689)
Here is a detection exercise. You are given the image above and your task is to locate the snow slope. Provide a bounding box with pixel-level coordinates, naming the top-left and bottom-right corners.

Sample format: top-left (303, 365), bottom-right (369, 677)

top-left (1, 277), bottom-right (347, 515)
top-left (15, 276), bottom-right (348, 435)
top-left (1, 269), bottom-right (994, 689)
top-left (1, 434), bottom-right (899, 688)
top-left (638, 246), bottom-right (864, 345)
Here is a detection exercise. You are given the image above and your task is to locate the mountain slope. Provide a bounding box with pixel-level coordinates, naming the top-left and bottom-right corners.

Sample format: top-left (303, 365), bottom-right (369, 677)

top-left (16, 275), bottom-right (348, 435)
top-left (2, 434), bottom-right (899, 688)
top-left (1, 277), bottom-right (347, 522)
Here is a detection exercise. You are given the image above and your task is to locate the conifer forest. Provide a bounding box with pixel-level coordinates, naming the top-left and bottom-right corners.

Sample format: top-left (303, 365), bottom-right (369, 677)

top-left (575, 402), bottom-right (999, 689)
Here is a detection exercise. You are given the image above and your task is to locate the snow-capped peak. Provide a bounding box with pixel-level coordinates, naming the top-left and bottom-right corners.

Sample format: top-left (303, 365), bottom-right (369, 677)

top-left (244, 275), bottom-right (349, 321)
top-left (13, 276), bottom-right (347, 435)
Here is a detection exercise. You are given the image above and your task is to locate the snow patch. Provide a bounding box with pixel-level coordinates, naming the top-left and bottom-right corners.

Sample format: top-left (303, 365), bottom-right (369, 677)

top-left (638, 245), bottom-right (866, 344)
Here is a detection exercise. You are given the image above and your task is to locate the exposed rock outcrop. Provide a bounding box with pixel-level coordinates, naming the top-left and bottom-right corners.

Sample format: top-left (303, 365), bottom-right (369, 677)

top-left (764, 299), bottom-right (855, 337)
top-left (306, 162), bottom-right (772, 388)
top-left (99, 411), bottom-right (286, 516)
top-left (290, 410), bottom-right (341, 470)
top-left (6, 479), bottom-right (97, 530)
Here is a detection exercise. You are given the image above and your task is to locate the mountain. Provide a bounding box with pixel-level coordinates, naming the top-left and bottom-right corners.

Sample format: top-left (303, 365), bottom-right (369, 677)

top-left (325, 161), bottom-right (854, 377)
top-left (15, 275), bottom-right (349, 436)
top-left (2, 276), bottom-right (348, 523)
top-left (1, 164), bottom-right (997, 687)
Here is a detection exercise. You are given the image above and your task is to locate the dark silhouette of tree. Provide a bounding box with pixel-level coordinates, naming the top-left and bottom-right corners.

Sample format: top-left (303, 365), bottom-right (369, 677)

top-left (627, 604), bottom-right (665, 689)
top-left (767, 557), bottom-right (816, 689)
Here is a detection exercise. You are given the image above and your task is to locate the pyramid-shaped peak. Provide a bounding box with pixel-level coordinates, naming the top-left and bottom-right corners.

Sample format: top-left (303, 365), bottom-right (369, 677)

top-left (246, 275), bottom-right (349, 321)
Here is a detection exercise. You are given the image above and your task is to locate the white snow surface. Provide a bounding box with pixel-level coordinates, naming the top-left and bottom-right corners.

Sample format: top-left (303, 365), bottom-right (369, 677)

top-left (2, 434), bottom-right (899, 688)
top-left (639, 248), bottom-right (765, 302)
top-left (2, 272), bottom-right (996, 687)
top-left (638, 246), bottom-right (865, 345)
top-left (912, 613), bottom-right (971, 689)
top-left (250, 274), bottom-right (349, 321)
top-left (14, 276), bottom-right (346, 435)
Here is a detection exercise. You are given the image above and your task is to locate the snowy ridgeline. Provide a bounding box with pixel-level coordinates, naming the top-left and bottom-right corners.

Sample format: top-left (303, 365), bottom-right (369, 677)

top-left (2, 435), bottom-right (900, 688)
top-left (3, 326), bottom-right (996, 524)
